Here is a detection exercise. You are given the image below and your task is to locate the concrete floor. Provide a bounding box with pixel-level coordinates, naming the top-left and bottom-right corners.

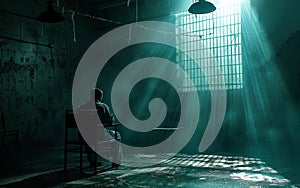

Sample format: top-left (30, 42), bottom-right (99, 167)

top-left (0, 146), bottom-right (299, 187)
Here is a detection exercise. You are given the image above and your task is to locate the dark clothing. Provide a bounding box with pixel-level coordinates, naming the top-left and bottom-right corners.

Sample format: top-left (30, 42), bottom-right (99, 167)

top-left (79, 100), bottom-right (113, 125)
top-left (78, 100), bottom-right (121, 166)
top-left (95, 101), bottom-right (113, 125)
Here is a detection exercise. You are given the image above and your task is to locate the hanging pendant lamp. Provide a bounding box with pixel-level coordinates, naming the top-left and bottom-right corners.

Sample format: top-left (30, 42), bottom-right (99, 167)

top-left (37, 0), bottom-right (65, 23)
top-left (188, 0), bottom-right (216, 14)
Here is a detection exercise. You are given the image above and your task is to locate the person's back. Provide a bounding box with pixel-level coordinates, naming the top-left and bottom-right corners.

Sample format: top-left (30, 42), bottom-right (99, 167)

top-left (77, 88), bottom-right (121, 167)
top-left (95, 101), bottom-right (113, 125)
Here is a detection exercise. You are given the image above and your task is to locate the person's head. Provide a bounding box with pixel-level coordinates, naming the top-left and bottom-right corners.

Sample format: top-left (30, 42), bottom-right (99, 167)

top-left (91, 88), bottom-right (103, 102)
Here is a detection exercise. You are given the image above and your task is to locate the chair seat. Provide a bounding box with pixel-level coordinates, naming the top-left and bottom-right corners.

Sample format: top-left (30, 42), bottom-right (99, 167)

top-left (66, 140), bottom-right (81, 144)
top-left (64, 110), bottom-right (119, 179)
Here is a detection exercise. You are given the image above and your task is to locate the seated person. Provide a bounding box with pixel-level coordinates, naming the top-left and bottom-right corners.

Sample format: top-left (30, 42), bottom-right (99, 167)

top-left (78, 88), bottom-right (121, 167)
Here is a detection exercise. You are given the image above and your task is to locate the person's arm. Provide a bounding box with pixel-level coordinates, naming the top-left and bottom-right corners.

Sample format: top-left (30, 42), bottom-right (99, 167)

top-left (97, 102), bottom-right (114, 125)
top-left (104, 104), bottom-right (113, 125)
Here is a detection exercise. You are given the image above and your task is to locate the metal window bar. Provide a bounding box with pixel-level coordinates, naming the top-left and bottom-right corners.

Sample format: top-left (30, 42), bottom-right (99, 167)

top-left (176, 0), bottom-right (242, 91)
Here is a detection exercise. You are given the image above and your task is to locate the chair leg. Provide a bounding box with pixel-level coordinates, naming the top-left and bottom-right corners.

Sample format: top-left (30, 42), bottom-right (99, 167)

top-left (64, 146), bottom-right (67, 179)
top-left (1, 133), bottom-right (5, 151)
top-left (94, 152), bottom-right (97, 175)
top-left (80, 143), bottom-right (83, 176)
top-left (111, 141), bottom-right (119, 169)
top-left (112, 162), bottom-right (119, 169)
top-left (15, 131), bottom-right (20, 162)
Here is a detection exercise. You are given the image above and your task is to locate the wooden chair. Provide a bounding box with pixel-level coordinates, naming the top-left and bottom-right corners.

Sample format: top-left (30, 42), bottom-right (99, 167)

top-left (0, 111), bottom-right (21, 153)
top-left (64, 110), bottom-right (119, 179)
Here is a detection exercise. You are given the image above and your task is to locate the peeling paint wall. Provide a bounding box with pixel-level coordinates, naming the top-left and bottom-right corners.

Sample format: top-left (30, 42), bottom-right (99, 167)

top-left (0, 0), bottom-right (101, 147)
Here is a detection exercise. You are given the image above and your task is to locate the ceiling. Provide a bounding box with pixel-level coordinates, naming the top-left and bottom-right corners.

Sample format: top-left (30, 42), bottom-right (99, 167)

top-left (62, 0), bottom-right (191, 16)
top-left (63, 0), bottom-right (135, 11)
top-left (58, 0), bottom-right (192, 26)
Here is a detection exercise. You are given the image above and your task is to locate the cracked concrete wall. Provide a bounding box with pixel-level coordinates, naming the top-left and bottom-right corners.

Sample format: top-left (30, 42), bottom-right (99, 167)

top-left (0, 0), bottom-right (190, 149)
top-left (0, 0), bottom-right (102, 147)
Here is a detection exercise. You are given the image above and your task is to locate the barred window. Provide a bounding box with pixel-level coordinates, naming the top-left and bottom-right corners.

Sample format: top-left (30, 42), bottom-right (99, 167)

top-left (176, 0), bottom-right (242, 91)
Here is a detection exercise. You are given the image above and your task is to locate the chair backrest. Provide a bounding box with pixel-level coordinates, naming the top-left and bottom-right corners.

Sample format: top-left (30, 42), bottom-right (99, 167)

top-left (65, 110), bottom-right (81, 144)
top-left (65, 110), bottom-right (77, 129)
top-left (65, 109), bottom-right (100, 129)
top-left (76, 109), bottom-right (104, 144)
top-left (0, 112), bottom-right (6, 133)
top-left (65, 109), bottom-right (104, 145)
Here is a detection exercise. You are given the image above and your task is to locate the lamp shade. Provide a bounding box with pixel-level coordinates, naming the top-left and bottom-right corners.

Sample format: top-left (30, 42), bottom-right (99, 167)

top-left (37, 0), bottom-right (65, 23)
top-left (188, 0), bottom-right (216, 14)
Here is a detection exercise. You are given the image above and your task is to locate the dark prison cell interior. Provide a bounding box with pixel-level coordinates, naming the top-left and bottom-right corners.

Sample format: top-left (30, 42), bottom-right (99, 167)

top-left (0, 0), bottom-right (300, 187)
